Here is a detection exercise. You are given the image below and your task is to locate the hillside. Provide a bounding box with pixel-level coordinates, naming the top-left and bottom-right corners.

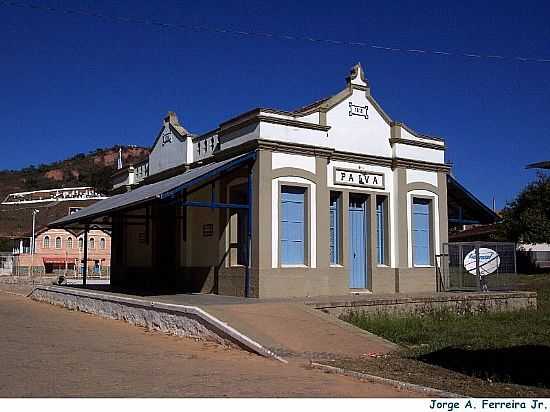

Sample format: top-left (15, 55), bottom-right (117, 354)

top-left (0, 146), bottom-right (150, 201)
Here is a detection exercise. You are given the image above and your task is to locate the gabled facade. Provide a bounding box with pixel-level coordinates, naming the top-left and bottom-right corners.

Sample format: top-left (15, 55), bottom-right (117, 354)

top-left (148, 112), bottom-right (194, 175)
top-left (66, 63), bottom-right (450, 298)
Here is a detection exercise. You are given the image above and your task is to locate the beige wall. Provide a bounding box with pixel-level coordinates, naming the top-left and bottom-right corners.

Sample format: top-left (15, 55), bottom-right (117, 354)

top-left (252, 148), bottom-right (447, 298)
top-left (109, 145), bottom-right (448, 298)
top-left (124, 209), bottom-right (152, 267)
top-left (185, 185), bottom-right (220, 268)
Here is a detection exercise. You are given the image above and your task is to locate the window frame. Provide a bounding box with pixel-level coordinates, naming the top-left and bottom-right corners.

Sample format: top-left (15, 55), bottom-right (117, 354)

top-left (279, 184), bottom-right (309, 267)
top-left (55, 236), bottom-right (62, 249)
top-left (67, 237), bottom-right (73, 249)
top-left (411, 196), bottom-right (434, 267)
top-left (329, 191), bottom-right (342, 266)
top-left (100, 238), bottom-right (106, 250)
top-left (376, 195), bottom-right (389, 266)
top-left (43, 235), bottom-right (50, 249)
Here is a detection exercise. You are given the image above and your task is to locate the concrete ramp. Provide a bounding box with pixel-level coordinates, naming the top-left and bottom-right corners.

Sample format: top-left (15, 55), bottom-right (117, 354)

top-left (30, 286), bottom-right (286, 362)
top-left (30, 286), bottom-right (397, 363)
top-left (204, 302), bottom-right (398, 360)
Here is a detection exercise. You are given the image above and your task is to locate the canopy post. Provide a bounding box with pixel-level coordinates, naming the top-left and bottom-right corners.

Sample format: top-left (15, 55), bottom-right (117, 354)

top-left (245, 164), bottom-right (253, 298)
top-left (83, 224), bottom-right (89, 286)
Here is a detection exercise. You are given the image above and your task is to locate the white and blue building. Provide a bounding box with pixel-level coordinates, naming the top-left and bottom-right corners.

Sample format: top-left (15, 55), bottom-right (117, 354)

top-left (53, 64), bottom-right (452, 298)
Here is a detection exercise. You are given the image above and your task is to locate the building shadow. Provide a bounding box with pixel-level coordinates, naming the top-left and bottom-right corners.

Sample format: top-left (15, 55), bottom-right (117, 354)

top-left (419, 345), bottom-right (550, 388)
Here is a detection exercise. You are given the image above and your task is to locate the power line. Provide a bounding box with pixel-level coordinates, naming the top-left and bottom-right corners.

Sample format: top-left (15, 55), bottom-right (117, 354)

top-left (2, 0), bottom-right (550, 64)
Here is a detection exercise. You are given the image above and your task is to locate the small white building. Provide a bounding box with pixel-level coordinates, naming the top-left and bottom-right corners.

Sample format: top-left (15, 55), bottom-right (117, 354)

top-left (53, 64), bottom-right (450, 298)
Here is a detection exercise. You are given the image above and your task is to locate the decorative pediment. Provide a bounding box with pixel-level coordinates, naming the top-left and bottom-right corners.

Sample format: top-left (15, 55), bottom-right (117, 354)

top-left (346, 63), bottom-right (370, 91)
top-left (151, 111), bottom-right (189, 151)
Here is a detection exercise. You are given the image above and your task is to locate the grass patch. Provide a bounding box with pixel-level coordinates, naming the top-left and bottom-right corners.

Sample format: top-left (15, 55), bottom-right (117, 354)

top-left (342, 274), bottom-right (550, 354)
top-left (337, 274), bottom-right (550, 392)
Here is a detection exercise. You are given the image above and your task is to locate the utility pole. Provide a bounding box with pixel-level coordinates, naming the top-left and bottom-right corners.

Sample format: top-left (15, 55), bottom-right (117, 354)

top-left (30, 209), bottom-right (39, 276)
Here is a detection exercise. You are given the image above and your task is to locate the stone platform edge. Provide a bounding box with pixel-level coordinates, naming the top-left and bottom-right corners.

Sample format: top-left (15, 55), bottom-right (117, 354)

top-left (30, 285), bottom-right (286, 363)
top-left (310, 362), bottom-right (462, 398)
top-left (305, 291), bottom-right (537, 316)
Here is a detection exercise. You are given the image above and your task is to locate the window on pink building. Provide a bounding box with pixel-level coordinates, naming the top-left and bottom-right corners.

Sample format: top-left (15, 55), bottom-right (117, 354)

top-left (43, 236), bottom-right (50, 249)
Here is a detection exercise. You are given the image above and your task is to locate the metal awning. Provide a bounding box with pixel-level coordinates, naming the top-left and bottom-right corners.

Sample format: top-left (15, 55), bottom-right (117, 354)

top-left (49, 151), bottom-right (256, 229)
top-left (43, 257), bottom-right (72, 264)
top-left (447, 175), bottom-right (499, 225)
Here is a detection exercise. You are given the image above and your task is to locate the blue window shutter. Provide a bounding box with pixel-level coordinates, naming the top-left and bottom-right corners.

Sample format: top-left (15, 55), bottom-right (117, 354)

top-left (329, 193), bottom-right (340, 264)
top-left (280, 187), bottom-right (306, 265)
top-left (412, 198), bottom-right (431, 265)
top-left (376, 197), bottom-right (385, 265)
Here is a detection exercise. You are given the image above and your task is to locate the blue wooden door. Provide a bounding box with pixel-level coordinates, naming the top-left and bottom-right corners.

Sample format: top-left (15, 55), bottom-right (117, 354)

top-left (349, 198), bottom-right (367, 288)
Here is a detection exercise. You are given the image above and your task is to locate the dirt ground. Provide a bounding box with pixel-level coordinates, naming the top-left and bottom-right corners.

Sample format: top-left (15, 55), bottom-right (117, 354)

top-left (0, 290), bottom-right (417, 398)
top-left (327, 353), bottom-right (550, 398)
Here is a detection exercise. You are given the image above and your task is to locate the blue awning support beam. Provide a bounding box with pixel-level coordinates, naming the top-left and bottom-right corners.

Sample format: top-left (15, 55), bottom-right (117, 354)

top-left (160, 151), bottom-right (257, 201)
top-left (50, 152), bottom-right (257, 230)
top-left (175, 200), bottom-right (249, 209)
top-left (159, 151), bottom-right (256, 298)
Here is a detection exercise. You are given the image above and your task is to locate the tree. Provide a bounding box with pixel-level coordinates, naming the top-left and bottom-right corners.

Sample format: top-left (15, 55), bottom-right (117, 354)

top-left (499, 173), bottom-right (550, 243)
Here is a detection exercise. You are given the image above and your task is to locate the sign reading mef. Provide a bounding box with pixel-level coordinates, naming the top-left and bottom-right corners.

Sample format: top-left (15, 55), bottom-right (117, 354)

top-left (334, 168), bottom-right (384, 189)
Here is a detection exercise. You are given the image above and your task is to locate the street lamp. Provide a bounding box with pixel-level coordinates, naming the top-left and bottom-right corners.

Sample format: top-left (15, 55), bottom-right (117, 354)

top-left (30, 209), bottom-right (39, 276)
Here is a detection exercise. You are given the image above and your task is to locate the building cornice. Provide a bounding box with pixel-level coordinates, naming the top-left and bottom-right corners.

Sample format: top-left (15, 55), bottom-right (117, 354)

top-left (256, 139), bottom-right (335, 158)
top-left (330, 150), bottom-right (394, 167)
top-left (219, 110), bottom-right (331, 137)
top-left (129, 138), bottom-right (450, 193)
top-left (393, 157), bottom-right (451, 173)
top-left (391, 121), bottom-right (444, 142)
top-left (254, 139), bottom-right (450, 172)
top-left (141, 163), bottom-right (190, 185)
top-left (389, 138), bottom-right (445, 151)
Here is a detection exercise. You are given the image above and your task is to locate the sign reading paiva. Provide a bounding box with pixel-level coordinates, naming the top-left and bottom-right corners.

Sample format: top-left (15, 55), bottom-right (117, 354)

top-left (334, 168), bottom-right (384, 189)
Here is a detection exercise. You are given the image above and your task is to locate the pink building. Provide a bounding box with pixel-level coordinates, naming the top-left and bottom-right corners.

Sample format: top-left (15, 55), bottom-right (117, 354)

top-left (16, 227), bottom-right (111, 277)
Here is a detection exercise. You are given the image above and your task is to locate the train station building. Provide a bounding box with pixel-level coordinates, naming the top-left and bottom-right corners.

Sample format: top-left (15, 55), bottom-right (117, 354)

top-left (52, 64), bottom-right (451, 298)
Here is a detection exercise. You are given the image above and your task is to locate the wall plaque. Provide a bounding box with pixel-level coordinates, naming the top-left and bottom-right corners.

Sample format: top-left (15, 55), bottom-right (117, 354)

top-left (349, 102), bottom-right (368, 119)
top-left (161, 130), bottom-right (173, 146)
top-left (202, 224), bottom-right (214, 237)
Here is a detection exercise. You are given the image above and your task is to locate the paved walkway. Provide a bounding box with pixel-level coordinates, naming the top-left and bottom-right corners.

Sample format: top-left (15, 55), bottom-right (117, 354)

top-left (0, 291), bottom-right (415, 397)
top-left (14, 282), bottom-right (398, 361)
top-left (137, 291), bottom-right (398, 360)
top-left (71, 288), bottom-right (398, 360)
top-left (204, 302), bottom-right (397, 359)
top-left (50, 286), bottom-right (398, 360)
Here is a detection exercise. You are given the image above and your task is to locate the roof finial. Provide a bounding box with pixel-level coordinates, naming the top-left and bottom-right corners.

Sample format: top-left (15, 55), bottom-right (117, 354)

top-left (346, 62), bottom-right (369, 92)
top-left (163, 111), bottom-right (189, 136)
top-left (164, 111), bottom-right (180, 126)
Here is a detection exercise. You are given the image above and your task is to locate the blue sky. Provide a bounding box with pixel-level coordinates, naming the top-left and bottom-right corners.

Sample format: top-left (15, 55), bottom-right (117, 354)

top-left (1, 0), bottom-right (549, 209)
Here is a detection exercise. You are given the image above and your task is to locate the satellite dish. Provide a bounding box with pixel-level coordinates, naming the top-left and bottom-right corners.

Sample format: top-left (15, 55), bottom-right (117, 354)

top-left (463, 248), bottom-right (500, 276)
